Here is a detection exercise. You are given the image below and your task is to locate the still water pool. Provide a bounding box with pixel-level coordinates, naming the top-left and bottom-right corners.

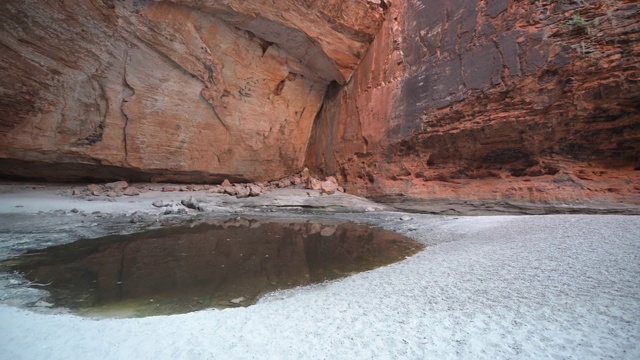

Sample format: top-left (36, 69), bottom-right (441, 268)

top-left (2, 218), bottom-right (423, 317)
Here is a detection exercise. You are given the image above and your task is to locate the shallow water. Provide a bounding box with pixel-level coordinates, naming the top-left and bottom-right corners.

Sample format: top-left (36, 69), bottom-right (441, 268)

top-left (1, 218), bottom-right (423, 317)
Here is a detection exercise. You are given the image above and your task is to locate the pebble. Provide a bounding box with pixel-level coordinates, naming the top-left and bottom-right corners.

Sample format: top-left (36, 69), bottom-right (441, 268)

top-left (33, 300), bottom-right (54, 308)
top-left (152, 200), bottom-right (171, 208)
top-left (230, 297), bottom-right (246, 304)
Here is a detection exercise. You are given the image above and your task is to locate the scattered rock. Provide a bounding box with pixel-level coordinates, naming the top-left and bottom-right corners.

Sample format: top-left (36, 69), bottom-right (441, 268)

top-left (221, 179), bottom-right (232, 187)
top-left (162, 186), bottom-right (178, 192)
top-left (302, 175), bottom-right (342, 194)
top-left (300, 167), bottom-right (310, 181)
top-left (230, 297), bottom-right (246, 304)
top-left (87, 184), bottom-right (102, 192)
top-left (33, 300), bottom-right (54, 308)
top-left (280, 178), bottom-right (292, 187)
top-left (235, 186), bottom-right (251, 198)
top-left (248, 184), bottom-right (263, 197)
top-left (152, 200), bottom-right (171, 208)
top-left (223, 186), bottom-right (237, 196)
top-left (105, 180), bottom-right (129, 190)
top-left (306, 177), bottom-right (322, 191)
top-left (123, 186), bottom-right (140, 196)
top-left (208, 185), bottom-right (223, 193)
top-left (400, 215), bottom-right (413, 221)
top-left (70, 208), bottom-right (79, 213)
top-left (181, 196), bottom-right (203, 211)
top-left (320, 180), bottom-right (339, 194)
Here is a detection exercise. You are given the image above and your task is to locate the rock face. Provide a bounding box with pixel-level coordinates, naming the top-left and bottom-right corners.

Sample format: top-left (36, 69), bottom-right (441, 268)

top-left (2, 0), bottom-right (638, 205)
top-left (0, 0), bottom-right (385, 182)
top-left (306, 0), bottom-right (640, 204)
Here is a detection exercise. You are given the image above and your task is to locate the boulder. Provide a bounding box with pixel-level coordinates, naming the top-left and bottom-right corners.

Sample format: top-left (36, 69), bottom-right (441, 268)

top-left (235, 186), bottom-right (251, 199)
top-left (123, 187), bottom-right (140, 196)
top-left (105, 181), bottom-right (129, 190)
top-left (305, 177), bottom-right (322, 191)
top-left (248, 185), bottom-right (263, 197)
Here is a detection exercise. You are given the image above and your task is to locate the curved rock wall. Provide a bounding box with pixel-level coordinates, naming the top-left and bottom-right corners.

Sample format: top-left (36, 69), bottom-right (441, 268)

top-left (0, 0), bottom-right (385, 182)
top-left (2, 0), bottom-right (638, 204)
top-left (306, 0), bottom-right (640, 203)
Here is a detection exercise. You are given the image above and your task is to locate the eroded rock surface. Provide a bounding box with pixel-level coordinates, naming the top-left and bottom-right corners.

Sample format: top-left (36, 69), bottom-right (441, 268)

top-left (2, 0), bottom-right (638, 206)
top-left (306, 0), bottom-right (640, 204)
top-left (0, 0), bottom-right (385, 182)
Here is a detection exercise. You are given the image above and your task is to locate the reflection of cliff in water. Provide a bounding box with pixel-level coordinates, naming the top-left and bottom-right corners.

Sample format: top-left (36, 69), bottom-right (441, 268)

top-left (4, 218), bottom-right (423, 316)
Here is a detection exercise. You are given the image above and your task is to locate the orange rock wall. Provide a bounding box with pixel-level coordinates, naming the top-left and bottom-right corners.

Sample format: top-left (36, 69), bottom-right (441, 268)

top-left (307, 0), bottom-right (640, 203)
top-left (2, 0), bottom-right (638, 204)
top-left (0, 0), bottom-right (385, 182)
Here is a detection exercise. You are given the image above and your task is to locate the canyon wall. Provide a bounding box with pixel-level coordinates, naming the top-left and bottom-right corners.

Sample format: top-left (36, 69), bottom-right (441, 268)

top-left (0, 0), bottom-right (385, 182)
top-left (1, 0), bottom-right (638, 205)
top-left (306, 0), bottom-right (640, 203)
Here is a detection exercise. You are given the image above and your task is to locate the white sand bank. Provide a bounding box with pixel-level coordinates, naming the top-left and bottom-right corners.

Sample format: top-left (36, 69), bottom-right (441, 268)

top-left (1, 214), bottom-right (638, 359)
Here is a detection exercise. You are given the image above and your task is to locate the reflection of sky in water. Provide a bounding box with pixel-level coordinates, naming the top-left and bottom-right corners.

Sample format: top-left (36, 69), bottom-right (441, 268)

top-left (4, 218), bottom-right (423, 317)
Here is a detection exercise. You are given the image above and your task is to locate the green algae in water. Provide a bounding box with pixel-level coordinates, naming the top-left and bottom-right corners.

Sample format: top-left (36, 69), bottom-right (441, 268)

top-left (2, 218), bottom-right (423, 317)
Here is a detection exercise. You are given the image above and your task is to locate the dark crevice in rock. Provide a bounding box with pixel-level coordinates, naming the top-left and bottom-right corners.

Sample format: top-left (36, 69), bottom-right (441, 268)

top-left (0, 158), bottom-right (250, 184)
top-left (121, 49), bottom-right (134, 166)
top-left (304, 81), bottom-right (343, 177)
top-left (274, 79), bottom-right (286, 96)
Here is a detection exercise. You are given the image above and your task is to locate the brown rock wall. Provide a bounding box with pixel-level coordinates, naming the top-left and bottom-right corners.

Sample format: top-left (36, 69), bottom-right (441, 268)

top-left (307, 0), bottom-right (640, 204)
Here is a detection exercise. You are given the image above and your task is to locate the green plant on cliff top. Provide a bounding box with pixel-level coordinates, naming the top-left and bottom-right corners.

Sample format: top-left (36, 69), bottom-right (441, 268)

top-left (567, 13), bottom-right (589, 31)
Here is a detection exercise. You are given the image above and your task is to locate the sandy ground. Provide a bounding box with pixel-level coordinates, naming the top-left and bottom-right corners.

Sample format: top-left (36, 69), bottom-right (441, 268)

top-left (0, 183), bottom-right (639, 359)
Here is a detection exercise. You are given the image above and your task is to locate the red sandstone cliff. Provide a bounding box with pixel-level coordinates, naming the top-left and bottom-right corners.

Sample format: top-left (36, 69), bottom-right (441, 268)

top-left (306, 0), bottom-right (639, 204)
top-left (0, 0), bottom-right (385, 182)
top-left (1, 0), bottom-right (638, 206)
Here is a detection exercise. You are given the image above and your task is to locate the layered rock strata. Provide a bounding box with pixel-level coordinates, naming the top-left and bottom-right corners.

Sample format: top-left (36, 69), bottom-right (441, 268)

top-left (2, 0), bottom-right (638, 205)
top-left (306, 0), bottom-right (640, 204)
top-left (0, 0), bottom-right (385, 182)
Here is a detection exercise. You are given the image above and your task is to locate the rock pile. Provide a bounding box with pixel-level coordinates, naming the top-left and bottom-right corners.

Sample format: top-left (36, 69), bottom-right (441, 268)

top-left (79, 181), bottom-right (142, 198)
top-left (70, 168), bottom-right (344, 200)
